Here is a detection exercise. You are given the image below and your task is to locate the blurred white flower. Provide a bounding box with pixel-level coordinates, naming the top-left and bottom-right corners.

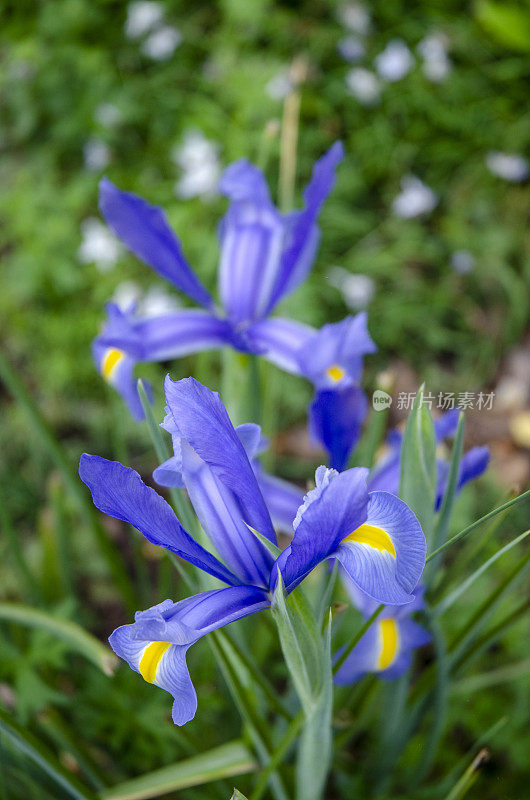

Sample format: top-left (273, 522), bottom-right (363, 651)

top-left (328, 267), bottom-right (375, 310)
top-left (450, 250), bottom-right (475, 275)
top-left (125, 1), bottom-right (164, 38)
top-left (418, 33), bottom-right (451, 83)
top-left (83, 138), bottom-right (111, 171)
top-left (112, 281), bottom-right (143, 310)
top-left (265, 71), bottom-right (293, 100)
top-left (338, 3), bottom-right (371, 35)
top-left (392, 175), bottom-right (438, 218)
top-left (486, 151), bottom-right (529, 182)
top-left (337, 35), bottom-right (365, 62)
top-left (78, 218), bottom-right (121, 272)
top-left (172, 130), bottom-right (221, 200)
top-left (94, 103), bottom-right (122, 128)
top-left (345, 67), bottom-right (381, 105)
top-left (141, 25), bottom-right (182, 60)
top-left (375, 40), bottom-right (414, 82)
top-left (140, 286), bottom-right (182, 316)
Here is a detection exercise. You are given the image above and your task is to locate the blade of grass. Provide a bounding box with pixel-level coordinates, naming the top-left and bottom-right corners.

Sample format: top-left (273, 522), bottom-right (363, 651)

top-left (450, 658), bottom-right (530, 695)
top-left (426, 490), bottom-right (530, 562)
top-left (0, 603), bottom-right (117, 675)
top-left (443, 748), bottom-right (489, 800)
top-left (100, 740), bottom-right (256, 800)
top-left (434, 529), bottom-right (530, 616)
top-left (454, 596), bottom-right (530, 671)
top-left (249, 711), bottom-right (304, 800)
top-left (0, 352), bottom-right (136, 612)
top-left (436, 716), bottom-right (507, 796)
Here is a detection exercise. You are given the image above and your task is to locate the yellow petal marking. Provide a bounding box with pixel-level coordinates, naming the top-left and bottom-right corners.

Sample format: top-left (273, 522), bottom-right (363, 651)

top-left (376, 619), bottom-right (399, 670)
top-left (326, 364), bottom-right (345, 382)
top-left (343, 523), bottom-right (396, 557)
top-left (139, 641), bottom-right (171, 684)
top-left (101, 347), bottom-right (125, 380)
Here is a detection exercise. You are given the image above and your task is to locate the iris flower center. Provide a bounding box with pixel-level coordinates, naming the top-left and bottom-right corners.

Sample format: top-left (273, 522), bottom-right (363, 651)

top-left (101, 347), bottom-right (125, 380)
top-left (139, 641), bottom-right (171, 683)
top-left (342, 523), bottom-right (396, 557)
top-left (326, 364), bottom-right (345, 382)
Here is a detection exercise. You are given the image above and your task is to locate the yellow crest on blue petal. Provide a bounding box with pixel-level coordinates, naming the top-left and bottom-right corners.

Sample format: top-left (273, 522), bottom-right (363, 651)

top-left (139, 641), bottom-right (171, 684)
top-left (101, 347), bottom-right (125, 380)
top-left (326, 364), bottom-right (345, 382)
top-left (343, 523), bottom-right (396, 557)
top-left (376, 619), bottom-right (399, 670)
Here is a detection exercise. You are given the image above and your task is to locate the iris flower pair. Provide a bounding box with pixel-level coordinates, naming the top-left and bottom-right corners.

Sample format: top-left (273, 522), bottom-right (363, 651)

top-left (92, 143), bottom-right (374, 460)
top-left (79, 376), bottom-right (426, 725)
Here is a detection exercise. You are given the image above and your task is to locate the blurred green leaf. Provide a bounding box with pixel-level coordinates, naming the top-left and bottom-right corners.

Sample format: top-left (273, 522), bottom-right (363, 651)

top-left (475, 0), bottom-right (530, 51)
top-left (101, 740), bottom-right (257, 800)
top-left (0, 603), bottom-right (117, 676)
top-left (399, 387), bottom-right (437, 543)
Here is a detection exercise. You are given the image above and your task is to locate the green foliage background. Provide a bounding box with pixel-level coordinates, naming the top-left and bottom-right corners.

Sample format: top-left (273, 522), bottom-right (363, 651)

top-left (1, 1), bottom-right (529, 798)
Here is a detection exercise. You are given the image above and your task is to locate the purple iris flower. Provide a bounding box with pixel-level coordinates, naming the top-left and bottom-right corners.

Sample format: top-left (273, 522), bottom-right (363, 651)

top-left (79, 377), bottom-right (426, 724)
top-left (334, 580), bottom-right (430, 684)
top-left (93, 143), bottom-right (347, 419)
top-left (367, 408), bottom-right (490, 507)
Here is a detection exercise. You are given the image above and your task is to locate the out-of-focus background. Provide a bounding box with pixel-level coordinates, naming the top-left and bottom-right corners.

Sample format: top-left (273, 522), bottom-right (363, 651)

top-left (1, 1), bottom-right (529, 798)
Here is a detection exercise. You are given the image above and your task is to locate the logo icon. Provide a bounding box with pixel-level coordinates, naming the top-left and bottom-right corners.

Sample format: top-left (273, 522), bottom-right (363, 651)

top-left (372, 390), bottom-right (392, 411)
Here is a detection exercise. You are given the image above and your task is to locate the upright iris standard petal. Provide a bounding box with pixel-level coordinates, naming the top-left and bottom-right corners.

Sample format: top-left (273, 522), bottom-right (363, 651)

top-left (245, 317), bottom-right (316, 374)
top-left (79, 454), bottom-right (239, 586)
top-left (218, 161), bottom-right (286, 323)
top-left (267, 141), bottom-right (345, 312)
top-left (274, 466), bottom-right (370, 592)
top-left (92, 338), bottom-right (146, 421)
top-left (296, 313), bottom-right (377, 389)
top-left (99, 178), bottom-right (213, 308)
top-left (163, 377), bottom-right (278, 586)
top-left (333, 491), bottom-right (426, 605)
top-left (109, 586), bottom-right (269, 725)
top-left (310, 385), bottom-right (368, 472)
top-left (435, 445), bottom-right (490, 509)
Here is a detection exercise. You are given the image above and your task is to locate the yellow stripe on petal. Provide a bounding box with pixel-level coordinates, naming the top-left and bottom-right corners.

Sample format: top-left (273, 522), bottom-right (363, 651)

top-left (101, 348), bottom-right (125, 380)
top-left (326, 364), bottom-right (345, 383)
top-left (376, 619), bottom-right (399, 671)
top-left (139, 641), bottom-right (171, 684)
top-left (343, 523), bottom-right (396, 557)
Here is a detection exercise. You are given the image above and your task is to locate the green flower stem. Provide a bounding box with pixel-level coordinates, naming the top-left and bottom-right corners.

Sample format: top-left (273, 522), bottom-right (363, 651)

top-left (332, 604), bottom-right (384, 676)
top-left (249, 710), bottom-right (305, 800)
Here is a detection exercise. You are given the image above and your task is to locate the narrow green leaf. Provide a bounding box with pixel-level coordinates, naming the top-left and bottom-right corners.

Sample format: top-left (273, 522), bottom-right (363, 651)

top-left (350, 399), bottom-right (389, 469)
top-left (0, 707), bottom-right (97, 800)
top-left (428, 413), bottom-right (465, 570)
top-left (426, 489), bottom-right (530, 561)
top-left (249, 711), bottom-right (304, 800)
top-left (457, 596), bottom-right (530, 669)
top-left (232, 791), bottom-right (250, 800)
top-left (434, 529), bottom-right (530, 615)
top-left (443, 747), bottom-right (489, 800)
top-left (100, 741), bottom-right (256, 800)
top-left (0, 350), bottom-right (136, 612)
top-left (436, 717), bottom-right (507, 796)
top-left (296, 612), bottom-right (333, 800)
top-left (247, 525), bottom-right (282, 558)
top-left (0, 604), bottom-right (117, 676)
top-left (399, 386), bottom-right (437, 543)
top-left (272, 576), bottom-right (323, 712)
top-left (451, 658), bottom-right (530, 695)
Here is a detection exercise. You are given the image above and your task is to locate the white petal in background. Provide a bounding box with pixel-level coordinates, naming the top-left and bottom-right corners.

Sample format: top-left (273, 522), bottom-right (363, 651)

top-left (141, 25), bottom-right (182, 60)
top-left (375, 40), bottom-right (414, 82)
top-left (78, 219), bottom-right (121, 273)
top-left (346, 67), bottom-right (381, 105)
top-left (391, 175), bottom-right (438, 218)
top-left (83, 138), bottom-right (111, 171)
top-left (337, 35), bottom-right (365, 63)
top-left (124, 1), bottom-right (164, 38)
top-left (172, 130), bottom-right (221, 200)
top-left (486, 152), bottom-right (529, 182)
top-left (338, 2), bottom-right (371, 36)
top-left (450, 250), bottom-right (475, 275)
top-left (328, 267), bottom-right (376, 310)
top-left (417, 33), bottom-right (452, 83)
